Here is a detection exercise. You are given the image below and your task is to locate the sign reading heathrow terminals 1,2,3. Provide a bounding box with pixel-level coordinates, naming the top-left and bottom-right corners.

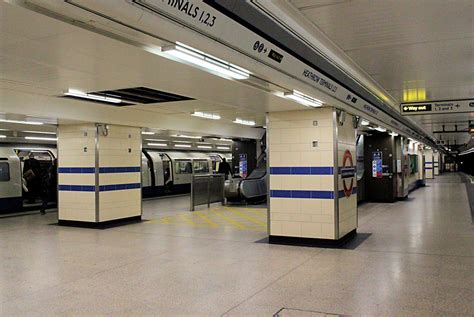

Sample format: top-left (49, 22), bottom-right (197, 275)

top-left (401, 99), bottom-right (474, 115)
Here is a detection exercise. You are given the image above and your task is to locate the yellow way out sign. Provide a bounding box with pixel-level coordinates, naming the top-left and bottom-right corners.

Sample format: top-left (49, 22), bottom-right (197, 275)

top-left (401, 99), bottom-right (474, 115)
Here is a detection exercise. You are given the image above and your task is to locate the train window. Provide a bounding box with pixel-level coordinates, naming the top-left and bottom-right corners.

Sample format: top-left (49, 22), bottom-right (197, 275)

top-left (0, 162), bottom-right (10, 181)
top-left (175, 161), bottom-right (192, 174)
top-left (193, 161), bottom-right (209, 174)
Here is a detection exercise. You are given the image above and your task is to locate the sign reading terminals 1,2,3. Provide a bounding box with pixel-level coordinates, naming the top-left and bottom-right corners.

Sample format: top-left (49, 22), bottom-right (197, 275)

top-left (400, 99), bottom-right (474, 115)
top-left (341, 150), bottom-right (356, 198)
top-left (372, 151), bottom-right (383, 178)
top-left (239, 154), bottom-right (247, 178)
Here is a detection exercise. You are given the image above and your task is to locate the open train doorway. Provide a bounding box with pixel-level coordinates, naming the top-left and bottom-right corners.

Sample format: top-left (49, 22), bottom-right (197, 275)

top-left (0, 146), bottom-right (57, 214)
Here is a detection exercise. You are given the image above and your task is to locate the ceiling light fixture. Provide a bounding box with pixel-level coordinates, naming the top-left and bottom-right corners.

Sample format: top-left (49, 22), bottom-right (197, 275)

top-left (64, 89), bottom-right (122, 104)
top-left (197, 145), bottom-right (212, 149)
top-left (284, 90), bottom-right (323, 108)
top-left (173, 140), bottom-right (192, 143)
top-left (172, 134), bottom-right (202, 139)
top-left (0, 119), bottom-right (43, 125)
top-left (145, 139), bottom-right (167, 142)
top-left (148, 143), bottom-right (167, 147)
top-left (162, 42), bottom-right (250, 80)
top-left (233, 118), bottom-right (256, 126)
top-left (217, 146), bottom-right (230, 150)
top-left (22, 130), bottom-right (56, 135)
top-left (389, 132), bottom-right (399, 137)
top-left (191, 111), bottom-right (221, 120)
top-left (25, 136), bottom-right (57, 141)
top-left (361, 119), bottom-right (370, 126)
top-left (375, 126), bottom-right (387, 132)
top-left (142, 131), bottom-right (155, 135)
top-left (174, 144), bottom-right (192, 148)
top-left (0, 135), bottom-right (6, 138)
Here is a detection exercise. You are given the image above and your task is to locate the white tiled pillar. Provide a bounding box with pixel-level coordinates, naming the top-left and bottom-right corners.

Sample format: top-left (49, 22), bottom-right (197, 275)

top-left (416, 143), bottom-right (426, 187)
top-left (57, 124), bottom-right (142, 226)
top-left (433, 151), bottom-right (440, 176)
top-left (267, 107), bottom-right (357, 244)
top-left (424, 149), bottom-right (434, 179)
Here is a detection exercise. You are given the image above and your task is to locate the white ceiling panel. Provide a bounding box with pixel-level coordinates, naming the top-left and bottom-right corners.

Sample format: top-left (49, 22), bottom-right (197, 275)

top-left (292, 0), bottom-right (474, 51)
top-left (290, 0), bottom-right (474, 147)
top-left (0, 1), bottom-right (76, 40)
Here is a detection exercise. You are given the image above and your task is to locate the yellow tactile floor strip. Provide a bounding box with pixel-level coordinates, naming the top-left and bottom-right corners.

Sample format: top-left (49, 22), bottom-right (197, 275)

top-left (147, 206), bottom-right (267, 232)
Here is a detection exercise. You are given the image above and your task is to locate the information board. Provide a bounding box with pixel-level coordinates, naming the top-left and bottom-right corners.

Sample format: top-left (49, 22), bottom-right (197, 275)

top-left (239, 154), bottom-right (248, 178)
top-left (372, 151), bottom-right (383, 178)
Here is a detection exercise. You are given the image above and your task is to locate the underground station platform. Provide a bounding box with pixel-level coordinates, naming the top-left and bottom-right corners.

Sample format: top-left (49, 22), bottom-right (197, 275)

top-left (1, 174), bottom-right (473, 316)
top-left (1, 0), bottom-right (474, 315)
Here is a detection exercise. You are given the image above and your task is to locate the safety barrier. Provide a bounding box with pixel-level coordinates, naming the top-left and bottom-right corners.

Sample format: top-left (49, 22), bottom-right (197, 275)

top-left (190, 174), bottom-right (225, 211)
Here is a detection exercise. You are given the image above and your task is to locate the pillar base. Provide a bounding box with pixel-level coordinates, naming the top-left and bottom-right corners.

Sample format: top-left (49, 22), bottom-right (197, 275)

top-left (58, 216), bottom-right (142, 229)
top-left (269, 229), bottom-right (357, 248)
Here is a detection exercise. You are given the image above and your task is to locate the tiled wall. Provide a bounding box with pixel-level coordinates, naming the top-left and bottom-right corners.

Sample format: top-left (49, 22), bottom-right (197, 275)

top-left (58, 124), bottom-right (141, 223)
top-left (58, 124), bottom-right (97, 222)
top-left (424, 149), bottom-right (434, 179)
top-left (98, 125), bottom-right (141, 222)
top-left (336, 114), bottom-right (357, 239)
top-left (268, 107), bottom-right (357, 240)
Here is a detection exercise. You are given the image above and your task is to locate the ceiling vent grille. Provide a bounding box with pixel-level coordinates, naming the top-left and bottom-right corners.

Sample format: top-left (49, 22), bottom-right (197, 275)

top-left (63, 87), bottom-right (193, 106)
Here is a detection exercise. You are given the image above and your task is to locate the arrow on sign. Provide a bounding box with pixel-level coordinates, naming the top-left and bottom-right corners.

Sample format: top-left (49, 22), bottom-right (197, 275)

top-left (403, 106), bottom-right (408, 111)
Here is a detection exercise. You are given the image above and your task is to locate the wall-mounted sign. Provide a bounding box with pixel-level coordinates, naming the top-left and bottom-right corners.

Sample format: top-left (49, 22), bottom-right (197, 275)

top-left (127, 0), bottom-right (428, 142)
top-left (401, 99), bottom-right (474, 115)
top-left (268, 49), bottom-right (283, 63)
top-left (372, 151), bottom-right (383, 178)
top-left (341, 150), bottom-right (355, 198)
top-left (239, 154), bottom-right (247, 178)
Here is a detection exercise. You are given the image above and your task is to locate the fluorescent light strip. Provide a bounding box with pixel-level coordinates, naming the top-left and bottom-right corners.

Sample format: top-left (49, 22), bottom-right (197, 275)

top-left (375, 126), bottom-right (387, 132)
top-left (284, 90), bottom-right (323, 108)
top-left (65, 89), bottom-right (121, 104)
top-left (142, 131), bottom-right (155, 135)
top-left (145, 139), bottom-right (167, 142)
top-left (162, 43), bottom-right (250, 80)
top-left (25, 136), bottom-right (57, 141)
top-left (361, 120), bottom-right (370, 126)
top-left (174, 144), bottom-right (191, 148)
top-left (197, 145), bottom-right (212, 149)
top-left (191, 111), bottom-right (221, 120)
top-left (389, 132), bottom-right (399, 137)
top-left (233, 118), bottom-right (256, 126)
top-left (0, 135), bottom-right (6, 138)
top-left (217, 146), bottom-right (230, 150)
top-left (0, 119), bottom-right (43, 125)
top-left (22, 130), bottom-right (56, 135)
top-left (172, 134), bottom-right (202, 139)
top-left (173, 140), bottom-right (192, 144)
top-left (148, 143), bottom-right (167, 147)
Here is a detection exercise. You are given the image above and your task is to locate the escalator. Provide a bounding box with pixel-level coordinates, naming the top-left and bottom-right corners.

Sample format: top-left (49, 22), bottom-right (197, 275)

top-left (225, 135), bottom-right (267, 202)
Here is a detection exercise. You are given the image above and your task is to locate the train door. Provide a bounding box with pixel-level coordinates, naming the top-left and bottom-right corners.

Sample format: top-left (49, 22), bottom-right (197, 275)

top-left (161, 154), bottom-right (172, 187)
top-left (209, 154), bottom-right (222, 173)
top-left (15, 149), bottom-right (56, 209)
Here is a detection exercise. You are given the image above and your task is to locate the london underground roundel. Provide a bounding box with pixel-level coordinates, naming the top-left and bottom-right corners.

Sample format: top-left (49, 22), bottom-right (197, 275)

top-left (341, 150), bottom-right (355, 198)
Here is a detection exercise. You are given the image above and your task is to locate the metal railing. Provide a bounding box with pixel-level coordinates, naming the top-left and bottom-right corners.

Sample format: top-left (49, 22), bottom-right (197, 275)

top-left (190, 174), bottom-right (225, 211)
